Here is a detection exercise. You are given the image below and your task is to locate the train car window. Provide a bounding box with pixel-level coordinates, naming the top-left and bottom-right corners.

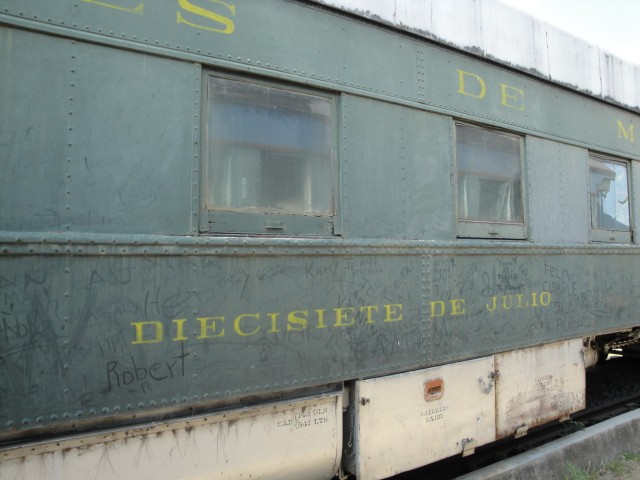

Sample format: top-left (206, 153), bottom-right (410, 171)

top-left (201, 75), bottom-right (336, 235)
top-left (455, 123), bottom-right (526, 239)
top-left (589, 154), bottom-right (632, 243)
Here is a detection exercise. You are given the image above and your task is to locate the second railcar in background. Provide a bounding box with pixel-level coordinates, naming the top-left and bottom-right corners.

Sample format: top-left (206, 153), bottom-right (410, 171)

top-left (1, 0), bottom-right (639, 479)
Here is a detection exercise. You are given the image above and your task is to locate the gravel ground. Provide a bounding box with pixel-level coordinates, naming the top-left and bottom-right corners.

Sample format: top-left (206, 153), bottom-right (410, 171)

top-left (586, 355), bottom-right (640, 408)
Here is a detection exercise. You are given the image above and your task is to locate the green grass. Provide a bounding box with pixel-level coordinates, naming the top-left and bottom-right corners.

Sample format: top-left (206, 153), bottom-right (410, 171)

top-left (563, 453), bottom-right (640, 479)
top-left (606, 458), bottom-right (626, 476)
top-left (620, 452), bottom-right (640, 462)
top-left (563, 463), bottom-right (591, 480)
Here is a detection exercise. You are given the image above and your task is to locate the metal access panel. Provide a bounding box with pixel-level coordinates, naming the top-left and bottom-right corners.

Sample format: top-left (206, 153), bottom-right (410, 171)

top-left (0, 393), bottom-right (342, 480)
top-left (495, 338), bottom-right (585, 438)
top-left (352, 357), bottom-right (496, 480)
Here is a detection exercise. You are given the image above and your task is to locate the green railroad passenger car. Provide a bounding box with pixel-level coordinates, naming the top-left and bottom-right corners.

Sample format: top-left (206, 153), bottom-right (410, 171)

top-left (1, 1), bottom-right (639, 478)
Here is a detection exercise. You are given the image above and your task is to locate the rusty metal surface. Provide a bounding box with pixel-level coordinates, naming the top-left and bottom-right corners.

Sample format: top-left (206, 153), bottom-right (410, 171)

top-left (351, 357), bottom-right (496, 479)
top-left (495, 339), bottom-right (586, 438)
top-left (0, 392), bottom-right (342, 480)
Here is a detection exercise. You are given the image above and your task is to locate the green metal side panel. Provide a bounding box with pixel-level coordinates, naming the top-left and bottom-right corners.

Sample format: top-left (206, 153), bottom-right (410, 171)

top-left (633, 162), bottom-right (640, 242)
top-left (67, 38), bottom-right (197, 235)
top-left (0, 27), bottom-right (195, 234)
top-left (426, 46), bottom-right (639, 159)
top-left (0, 0), bottom-right (420, 107)
top-left (2, 243), bottom-right (640, 438)
top-left (341, 95), bottom-right (453, 240)
top-left (526, 137), bottom-right (590, 243)
top-left (427, 250), bottom-right (640, 364)
top-left (1, 1), bottom-right (637, 159)
top-left (0, 27), bottom-right (68, 230)
top-left (0, 249), bottom-right (424, 437)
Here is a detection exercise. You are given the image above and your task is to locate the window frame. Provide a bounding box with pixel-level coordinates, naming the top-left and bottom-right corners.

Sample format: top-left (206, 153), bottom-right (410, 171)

top-left (588, 152), bottom-right (633, 244)
top-left (200, 72), bottom-right (339, 236)
top-left (453, 121), bottom-right (527, 240)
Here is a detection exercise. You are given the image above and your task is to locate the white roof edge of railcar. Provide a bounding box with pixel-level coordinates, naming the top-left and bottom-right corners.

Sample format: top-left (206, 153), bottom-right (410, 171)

top-left (308, 0), bottom-right (640, 112)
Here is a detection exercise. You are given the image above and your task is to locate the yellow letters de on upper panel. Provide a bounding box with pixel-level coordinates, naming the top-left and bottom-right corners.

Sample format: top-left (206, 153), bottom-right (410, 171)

top-left (457, 69), bottom-right (526, 112)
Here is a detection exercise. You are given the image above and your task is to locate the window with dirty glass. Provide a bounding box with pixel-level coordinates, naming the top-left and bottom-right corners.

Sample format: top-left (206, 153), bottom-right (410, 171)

top-left (202, 75), bottom-right (335, 235)
top-left (455, 123), bottom-right (525, 239)
top-left (589, 154), bottom-right (631, 243)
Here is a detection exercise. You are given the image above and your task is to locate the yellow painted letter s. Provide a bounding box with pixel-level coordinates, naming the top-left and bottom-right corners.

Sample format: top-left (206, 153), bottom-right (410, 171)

top-left (177, 0), bottom-right (236, 34)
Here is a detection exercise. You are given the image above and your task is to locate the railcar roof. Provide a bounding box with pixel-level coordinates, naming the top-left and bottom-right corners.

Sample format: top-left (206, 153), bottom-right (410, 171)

top-left (310, 0), bottom-right (640, 112)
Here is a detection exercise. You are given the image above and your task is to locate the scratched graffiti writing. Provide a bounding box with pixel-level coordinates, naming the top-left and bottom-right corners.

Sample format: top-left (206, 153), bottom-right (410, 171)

top-left (1, 250), bottom-right (638, 436)
top-left (481, 260), bottom-right (526, 296)
top-left (106, 349), bottom-right (189, 394)
top-left (0, 254), bottom-right (422, 434)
